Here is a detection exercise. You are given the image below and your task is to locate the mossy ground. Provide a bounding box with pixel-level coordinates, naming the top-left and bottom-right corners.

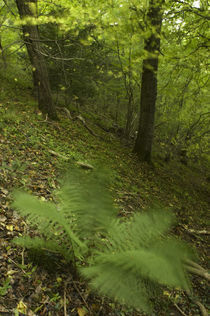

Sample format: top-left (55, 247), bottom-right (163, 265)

top-left (0, 89), bottom-right (209, 315)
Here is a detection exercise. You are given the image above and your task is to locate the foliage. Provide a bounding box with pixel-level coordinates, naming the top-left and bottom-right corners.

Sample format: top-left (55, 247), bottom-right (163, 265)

top-left (12, 169), bottom-right (193, 313)
top-left (0, 278), bottom-right (11, 296)
top-left (1, 0), bottom-right (209, 161)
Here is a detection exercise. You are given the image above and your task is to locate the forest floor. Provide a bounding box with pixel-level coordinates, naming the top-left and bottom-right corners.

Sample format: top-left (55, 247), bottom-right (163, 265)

top-left (0, 95), bottom-right (209, 316)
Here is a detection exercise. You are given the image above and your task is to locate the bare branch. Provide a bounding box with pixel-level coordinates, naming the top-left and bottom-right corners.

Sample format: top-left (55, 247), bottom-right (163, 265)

top-left (2, 0), bottom-right (16, 16)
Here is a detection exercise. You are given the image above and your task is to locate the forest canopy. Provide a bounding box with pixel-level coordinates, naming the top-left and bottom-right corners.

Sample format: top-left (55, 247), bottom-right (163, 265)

top-left (0, 0), bottom-right (209, 163)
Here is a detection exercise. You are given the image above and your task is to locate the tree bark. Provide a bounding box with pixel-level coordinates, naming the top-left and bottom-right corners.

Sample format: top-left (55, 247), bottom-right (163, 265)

top-left (134, 0), bottom-right (165, 162)
top-left (15, 0), bottom-right (58, 120)
top-left (0, 35), bottom-right (7, 69)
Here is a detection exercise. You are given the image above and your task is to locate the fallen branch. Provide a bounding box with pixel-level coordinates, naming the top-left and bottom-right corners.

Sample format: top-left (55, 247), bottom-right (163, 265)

top-left (76, 115), bottom-right (99, 138)
top-left (48, 149), bottom-right (69, 161)
top-left (76, 161), bottom-right (94, 170)
top-left (184, 290), bottom-right (209, 316)
top-left (181, 224), bottom-right (210, 235)
top-left (56, 106), bottom-right (72, 119)
top-left (37, 115), bottom-right (61, 130)
top-left (187, 228), bottom-right (210, 235)
top-left (195, 300), bottom-right (208, 316)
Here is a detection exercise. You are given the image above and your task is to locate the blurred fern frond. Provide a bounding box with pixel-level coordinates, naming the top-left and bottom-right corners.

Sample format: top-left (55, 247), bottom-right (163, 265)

top-left (12, 168), bottom-right (194, 313)
top-left (81, 210), bottom-right (193, 312)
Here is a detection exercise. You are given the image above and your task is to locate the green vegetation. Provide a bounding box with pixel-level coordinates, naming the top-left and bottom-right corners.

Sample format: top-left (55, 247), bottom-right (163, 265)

top-left (12, 170), bottom-right (194, 313)
top-left (0, 0), bottom-right (209, 315)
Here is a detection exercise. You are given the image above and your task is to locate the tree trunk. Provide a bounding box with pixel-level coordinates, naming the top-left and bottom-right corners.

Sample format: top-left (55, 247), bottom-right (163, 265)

top-left (125, 91), bottom-right (134, 137)
top-left (0, 34), bottom-right (7, 69)
top-left (134, 0), bottom-right (165, 162)
top-left (15, 0), bottom-right (58, 120)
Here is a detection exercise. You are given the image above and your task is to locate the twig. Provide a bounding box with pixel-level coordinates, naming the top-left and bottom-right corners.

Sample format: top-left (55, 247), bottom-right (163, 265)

top-left (174, 303), bottom-right (188, 316)
top-left (186, 228), bottom-right (210, 235)
top-left (34, 48), bottom-right (84, 61)
top-left (2, 0), bottom-right (16, 16)
top-left (21, 222), bottom-right (28, 266)
top-left (72, 281), bottom-right (90, 312)
top-left (64, 283), bottom-right (67, 316)
top-left (7, 256), bottom-right (28, 276)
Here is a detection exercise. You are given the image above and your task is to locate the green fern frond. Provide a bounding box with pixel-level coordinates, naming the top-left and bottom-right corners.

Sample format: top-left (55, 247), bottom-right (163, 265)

top-left (83, 262), bottom-right (153, 313)
top-left (106, 210), bottom-right (174, 252)
top-left (81, 210), bottom-right (193, 311)
top-left (12, 191), bottom-right (86, 255)
top-left (13, 236), bottom-right (74, 261)
top-left (58, 169), bottom-right (117, 237)
top-left (12, 169), bottom-right (194, 313)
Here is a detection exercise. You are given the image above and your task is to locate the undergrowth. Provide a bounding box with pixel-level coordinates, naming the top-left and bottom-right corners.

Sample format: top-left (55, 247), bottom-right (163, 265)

top-left (12, 168), bottom-right (194, 313)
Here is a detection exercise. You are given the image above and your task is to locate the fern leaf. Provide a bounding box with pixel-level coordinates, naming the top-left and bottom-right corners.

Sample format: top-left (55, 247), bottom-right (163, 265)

top-left (13, 236), bottom-right (74, 261)
top-left (82, 210), bottom-right (193, 311)
top-left (58, 169), bottom-right (117, 237)
top-left (82, 263), bottom-right (153, 312)
top-left (12, 192), bottom-right (86, 252)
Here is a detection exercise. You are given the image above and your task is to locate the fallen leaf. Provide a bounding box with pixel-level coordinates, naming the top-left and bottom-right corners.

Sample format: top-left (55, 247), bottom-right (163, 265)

top-left (77, 307), bottom-right (87, 316)
top-left (6, 225), bottom-right (13, 231)
top-left (17, 300), bottom-right (27, 314)
top-left (0, 215), bottom-right (7, 222)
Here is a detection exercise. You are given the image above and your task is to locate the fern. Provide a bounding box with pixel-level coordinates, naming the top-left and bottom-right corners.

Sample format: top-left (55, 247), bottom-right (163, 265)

top-left (12, 168), bottom-right (194, 313)
top-left (81, 211), bottom-right (193, 312)
top-left (58, 169), bottom-right (117, 238)
top-left (12, 190), bottom-right (87, 261)
top-left (12, 168), bottom-right (117, 262)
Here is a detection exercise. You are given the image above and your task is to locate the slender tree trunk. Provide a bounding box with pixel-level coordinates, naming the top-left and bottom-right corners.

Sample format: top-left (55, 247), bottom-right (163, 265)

top-left (115, 92), bottom-right (120, 124)
top-left (15, 0), bottom-right (58, 120)
top-left (125, 91), bottom-right (134, 137)
top-left (0, 35), bottom-right (7, 69)
top-left (134, 0), bottom-right (165, 162)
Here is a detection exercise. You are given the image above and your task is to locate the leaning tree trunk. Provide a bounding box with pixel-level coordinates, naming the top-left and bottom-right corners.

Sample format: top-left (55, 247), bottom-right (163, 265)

top-left (134, 0), bottom-right (165, 162)
top-left (15, 0), bottom-right (58, 120)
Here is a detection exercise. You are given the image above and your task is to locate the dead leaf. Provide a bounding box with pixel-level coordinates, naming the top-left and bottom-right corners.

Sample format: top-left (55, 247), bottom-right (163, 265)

top-left (77, 307), bottom-right (87, 316)
top-left (0, 215), bottom-right (7, 222)
top-left (6, 225), bottom-right (13, 231)
top-left (0, 187), bottom-right (9, 195)
top-left (17, 300), bottom-right (27, 314)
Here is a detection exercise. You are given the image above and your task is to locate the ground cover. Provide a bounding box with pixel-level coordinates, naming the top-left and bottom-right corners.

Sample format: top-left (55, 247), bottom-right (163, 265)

top-left (0, 97), bottom-right (209, 315)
